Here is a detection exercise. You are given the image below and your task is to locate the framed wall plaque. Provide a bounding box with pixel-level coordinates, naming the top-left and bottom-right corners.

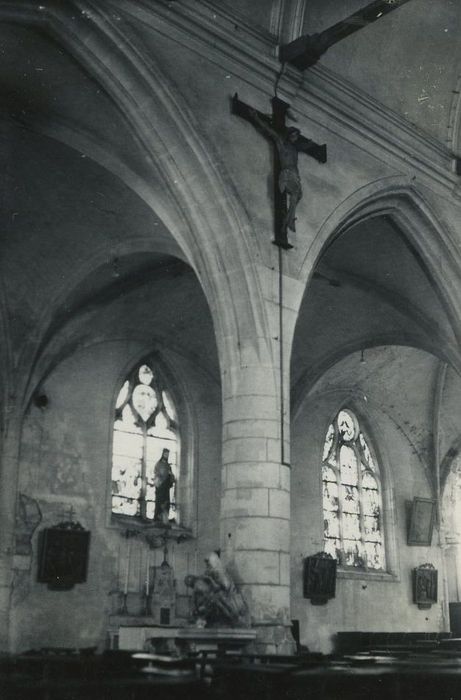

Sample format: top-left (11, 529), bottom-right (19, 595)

top-left (37, 522), bottom-right (90, 590)
top-left (303, 552), bottom-right (337, 605)
top-left (407, 497), bottom-right (436, 546)
top-left (413, 564), bottom-right (437, 609)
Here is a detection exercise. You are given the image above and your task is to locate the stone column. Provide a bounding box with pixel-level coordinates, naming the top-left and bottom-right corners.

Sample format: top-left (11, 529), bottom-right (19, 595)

top-left (220, 340), bottom-right (293, 654)
top-left (0, 416), bottom-right (22, 652)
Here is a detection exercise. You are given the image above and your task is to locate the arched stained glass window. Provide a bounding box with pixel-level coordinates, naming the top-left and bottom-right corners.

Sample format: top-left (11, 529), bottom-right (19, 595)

top-left (111, 361), bottom-right (179, 523)
top-left (322, 408), bottom-right (385, 570)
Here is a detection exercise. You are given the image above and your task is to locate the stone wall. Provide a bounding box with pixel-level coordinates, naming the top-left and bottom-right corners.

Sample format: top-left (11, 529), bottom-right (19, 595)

top-left (9, 337), bottom-right (222, 652)
top-left (291, 346), bottom-right (459, 653)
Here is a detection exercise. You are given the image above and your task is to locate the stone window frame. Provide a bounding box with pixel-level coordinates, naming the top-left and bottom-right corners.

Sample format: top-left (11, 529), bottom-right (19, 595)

top-left (321, 403), bottom-right (399, 582)
top-left (106, 351), bottom-right (195, 535)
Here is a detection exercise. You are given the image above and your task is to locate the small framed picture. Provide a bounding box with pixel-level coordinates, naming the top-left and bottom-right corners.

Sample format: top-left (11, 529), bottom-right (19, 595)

top-left (303, 553), bottom-right (337, 605)
top-left (413, 565), bottom-right (437, 608)
top-left (38, 526), bottom-right (90, 590)
top-left (407, 498), bottom-right (436, 546)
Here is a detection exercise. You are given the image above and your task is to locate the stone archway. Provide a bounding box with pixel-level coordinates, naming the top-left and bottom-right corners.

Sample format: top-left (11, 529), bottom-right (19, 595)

top-left (441, 459), bottom-right (461, 615)
top-left (289, 183), bottom-right (461, 651)
top-left (299, 182), bottom-right (461, 348)
top-left (0, 2), bottom-right (282, 652)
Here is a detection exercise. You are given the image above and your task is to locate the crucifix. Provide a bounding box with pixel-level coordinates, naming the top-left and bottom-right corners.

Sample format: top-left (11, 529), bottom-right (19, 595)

top-left (57, 505), bottom-right (76, 523)
top-left (232, 93), bottom-right (327, 249)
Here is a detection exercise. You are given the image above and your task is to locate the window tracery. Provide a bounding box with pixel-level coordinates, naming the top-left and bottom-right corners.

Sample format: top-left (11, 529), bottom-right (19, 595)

top-left (322, 408), bottom-right (385, 570)
top-left (111, 361), bottom-right (179, 523)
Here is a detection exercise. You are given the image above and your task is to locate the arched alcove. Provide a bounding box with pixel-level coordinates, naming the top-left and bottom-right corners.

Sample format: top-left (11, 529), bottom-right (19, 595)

top-left (293, 212), bottom-right (461, 405)
top-left (439, 372), bottom-right (461, 616)
top-left (290, 210), bottom-right (461, 653)
top-left (0, 4), bottom-right (279, 653)
top-left (0, 5), bottom-right (269, 376)
top-left (0, 114), bottom-right (224, 652)
top-left (11, 244), bottom-right (223, 652)
top-left (441, 461), bottom-right (461, 606)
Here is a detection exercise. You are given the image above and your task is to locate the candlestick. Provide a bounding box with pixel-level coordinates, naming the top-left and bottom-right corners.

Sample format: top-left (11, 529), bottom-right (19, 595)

top-left (120, 592), bottom-right (128, 615)
top-left (145, 548), bottom-right (150, 594)
top-left (124, 535), bottom-right (132, 595)
top-left (117, 539), bottom-right (122, 592)
top-left (138, 541), bottom-right (143, 595)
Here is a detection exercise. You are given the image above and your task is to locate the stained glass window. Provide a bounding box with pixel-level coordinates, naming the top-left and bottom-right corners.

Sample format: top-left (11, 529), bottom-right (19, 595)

top-left (111, 361), bottom-right (179, 523)
top-left (322, 408), bottom-right (385, 570)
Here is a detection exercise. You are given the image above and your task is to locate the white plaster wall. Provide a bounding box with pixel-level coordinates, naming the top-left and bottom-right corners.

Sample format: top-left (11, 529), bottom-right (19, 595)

top-left (291, 346), bottom-right (447, 653)
top-left (9, 339), bottom-right (222, 653)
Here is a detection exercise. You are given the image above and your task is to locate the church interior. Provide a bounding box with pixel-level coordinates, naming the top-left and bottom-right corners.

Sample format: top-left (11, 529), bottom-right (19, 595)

top-left (2, 0), bottom-right (461, 697)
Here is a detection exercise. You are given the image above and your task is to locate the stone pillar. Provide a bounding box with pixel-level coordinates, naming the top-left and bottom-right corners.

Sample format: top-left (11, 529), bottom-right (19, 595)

top-left (0, 417), bottom-right (22, 652)
top-left (220, 344), bottom-right (294, 654)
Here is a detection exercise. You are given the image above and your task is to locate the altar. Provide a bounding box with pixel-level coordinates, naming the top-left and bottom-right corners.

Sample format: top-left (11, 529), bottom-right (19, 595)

top-left (109, 618), bottom-right (256, 655)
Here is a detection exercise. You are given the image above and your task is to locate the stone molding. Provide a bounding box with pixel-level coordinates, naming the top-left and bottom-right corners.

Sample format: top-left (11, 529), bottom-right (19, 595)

top-left (112, 0), bottom-right (457, 199)
top-left (0, 0), bottom-right (277, 382)
top-left (295, 184), bottom-right (461, 346)
top-left (448, 72), bottom-right (461, 156)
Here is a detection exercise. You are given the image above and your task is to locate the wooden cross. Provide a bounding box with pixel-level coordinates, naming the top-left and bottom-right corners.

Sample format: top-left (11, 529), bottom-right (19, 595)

top-left (58, 505), bottom-right (76, 523)
top-left (232, 93), bottom-right (327, 249)
top-left (280, 0), bottom-right (414, 71)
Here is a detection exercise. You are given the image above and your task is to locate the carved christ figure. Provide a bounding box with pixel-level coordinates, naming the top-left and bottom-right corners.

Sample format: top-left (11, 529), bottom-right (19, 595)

top-left (249, 108), bottom-right (305, 232)
top-left (232, 93), bottom-right (326, 247)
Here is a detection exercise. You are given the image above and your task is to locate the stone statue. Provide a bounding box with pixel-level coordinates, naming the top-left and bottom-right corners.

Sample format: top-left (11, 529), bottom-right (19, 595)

top-left (184, 574), bottom-right (215, 627)
top-left (249, 108), bottom-right (303, 233)
top-left (153, 448), bottom-right (175, 523)
top-left (184, 552), bottom-right (250, 628)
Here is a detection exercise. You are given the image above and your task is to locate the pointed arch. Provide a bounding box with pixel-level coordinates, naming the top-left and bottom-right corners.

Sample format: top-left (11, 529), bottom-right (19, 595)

top-left (299, 179), bottom-right (461, 347)
top-left (19, 247), bottom-right (189, 413)
top-left (292, 334), bottom-right (461, 413)
top-left (111, 355), bottom-right (180, 523)
top-left (108, 343), bottom-right (199, 531)
top-left (0, 0), bottom-right (273, 405)
top-left (321, 405), bottom-right (387, 571)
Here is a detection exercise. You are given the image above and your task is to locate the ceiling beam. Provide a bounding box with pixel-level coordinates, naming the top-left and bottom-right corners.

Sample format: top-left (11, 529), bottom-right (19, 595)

top-left (279, 0), bottom-right (416, 71)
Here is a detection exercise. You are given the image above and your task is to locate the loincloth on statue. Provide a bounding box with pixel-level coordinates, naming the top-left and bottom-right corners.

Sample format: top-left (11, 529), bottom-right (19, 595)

top-left (279, 168), bottom-right (302, 195)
